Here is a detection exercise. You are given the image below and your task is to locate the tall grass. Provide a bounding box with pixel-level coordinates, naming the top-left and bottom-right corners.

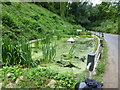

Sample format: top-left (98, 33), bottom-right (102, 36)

top-left (34, 40), bottom-right (39, 48)
top-left (41, 33), bottom-right (56, 62)
top-left (69, 44), bottom-right (76, 57)
top-left (0, 26), bottom-right (2, 66)
top-left (2, 37), bottom-right (37, 67)
top-left (93, 40), bottom-right (107, 82)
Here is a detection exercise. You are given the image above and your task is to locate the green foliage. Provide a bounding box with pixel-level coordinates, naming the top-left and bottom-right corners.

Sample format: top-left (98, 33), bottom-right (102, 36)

top-left (96, 61), bottom-right (106, 75)
top-left (34, 40), bottom-right (39, 48)
top-left (41, 43), bottom-right (56, 62)
top-left (1, 66), bottom-right (83, 88)
top-left (33, 2), bottom-right (119, 34)
top-left (2, 66), bottom-right (23, 82)
top-left (69, 44), bottom-right (76, 57)
top-left (60, 2), bottom-right (67, 18)
top-left (41, 33), bottom-right (56, 62)
top-left (2, 2), bottom-right (12, 5)
top-left (2, 2), bottom-right (85, 40)
top-left (88, 2), bottom-right (118, 34)
top-left (93, 40), bottom-right (107, 82)
top-left (93, 38), bottom-right (98, 53)
top-left (2, 37), bottom-right (37, 67)
top-left (80, 35), bottom-right (92, 38)
top-left (91, 20), bottom-right (118, 34)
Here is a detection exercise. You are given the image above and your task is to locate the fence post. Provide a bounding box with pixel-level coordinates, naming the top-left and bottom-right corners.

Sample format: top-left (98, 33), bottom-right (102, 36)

top-left (100, 39), bottom-right (103, 47)
top-left (86, 53), bottom-right (96, 79)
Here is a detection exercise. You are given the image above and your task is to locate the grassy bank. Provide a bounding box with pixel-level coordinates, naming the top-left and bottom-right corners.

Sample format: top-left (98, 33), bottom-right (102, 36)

top-left (93, 39), bottom-right (108, 82)
top-left (2, 2), bottom-right (84, 41)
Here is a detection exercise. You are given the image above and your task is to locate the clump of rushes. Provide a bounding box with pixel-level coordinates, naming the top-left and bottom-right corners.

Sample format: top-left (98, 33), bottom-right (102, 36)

top-left (2, 37), bottom-right (37, 67)
top-left (41, 32), bottom-right (56, 62)
top-left (68, 44), bottom-right (76, 57)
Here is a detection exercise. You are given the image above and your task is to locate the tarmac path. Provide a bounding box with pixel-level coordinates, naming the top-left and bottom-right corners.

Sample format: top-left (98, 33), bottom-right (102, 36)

top-left (103, 33), bottom-right (119, 88)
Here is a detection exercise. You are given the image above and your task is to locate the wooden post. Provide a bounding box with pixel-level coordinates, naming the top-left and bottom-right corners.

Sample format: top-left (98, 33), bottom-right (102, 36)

top-left (100, 39), bottom-right (103, 47)
top-left (86, 53), bottom-right (96, 78)
top-left (87, 53), bottom-right (95, 71)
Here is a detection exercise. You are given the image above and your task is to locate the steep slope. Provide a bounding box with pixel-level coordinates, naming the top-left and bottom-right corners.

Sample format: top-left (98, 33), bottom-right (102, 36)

top-left (2, 2), bottom-right (84, 40)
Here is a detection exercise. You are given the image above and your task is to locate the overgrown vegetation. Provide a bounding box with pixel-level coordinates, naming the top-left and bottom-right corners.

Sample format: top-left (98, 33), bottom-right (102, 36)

top-left (1, 66), bottom-right (86, 88)
top-left (88, 2), bottom-right (118, 34)
top-left (1, 1), bottom-right (108, 88)
top-left (2, 2), bottom-right (85, 67)
top-left (41, 33), bottom-right (57, 62)
top-left (2, 2), bottom-right (84, 41)
top-left (93, 40), bottom-right (107, 82)
top-left (37, 2), bottom-right (119, 34)
top-left (2, 37), bottom-right (37, 67)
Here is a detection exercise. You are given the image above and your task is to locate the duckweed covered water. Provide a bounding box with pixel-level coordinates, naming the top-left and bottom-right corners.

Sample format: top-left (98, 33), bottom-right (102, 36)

top-left (31, 37), bottom-right (96, 74)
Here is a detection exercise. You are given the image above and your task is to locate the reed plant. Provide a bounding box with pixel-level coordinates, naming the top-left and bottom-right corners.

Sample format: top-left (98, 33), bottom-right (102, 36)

top-left (68, 44), bottom-right (76, 57)
top-left (41, 33), bottom-right (56, 62)
top-left (2, 37), bottom-right (37, 67)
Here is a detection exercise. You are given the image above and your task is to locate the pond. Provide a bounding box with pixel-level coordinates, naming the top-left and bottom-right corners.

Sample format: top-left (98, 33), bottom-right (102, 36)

top-left (31, 37), bottom-right (96, 74)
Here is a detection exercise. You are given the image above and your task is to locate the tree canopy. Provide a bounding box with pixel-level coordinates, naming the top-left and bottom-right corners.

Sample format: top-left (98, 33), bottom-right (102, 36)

top-left (36, 1), bottom-right (119, 34)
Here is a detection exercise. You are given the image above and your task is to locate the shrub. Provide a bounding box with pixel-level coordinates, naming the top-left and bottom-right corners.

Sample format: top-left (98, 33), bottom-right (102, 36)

top-left (3, 2), bottom-right (12, 5)
top-left (1, 66), bottom-right (23, 83)
top-left (2, 13), bottom-right (17, 29)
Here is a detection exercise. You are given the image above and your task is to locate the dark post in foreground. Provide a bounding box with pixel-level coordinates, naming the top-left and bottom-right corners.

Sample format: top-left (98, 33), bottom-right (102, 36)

top-left (87, 53), bottom-right (96, 71)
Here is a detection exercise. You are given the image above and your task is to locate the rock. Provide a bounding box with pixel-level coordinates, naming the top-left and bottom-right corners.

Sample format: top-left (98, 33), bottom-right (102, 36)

top-left (76, 36), bottom-right (80, 38)
top-left (46, 79), bottom-right (56, 87)
top-left (6, 83), bottom-right (16, 88)
top-left (20, 76), bottom-right (24, 80)
top-left (15, 76), bottom-right (24, 84)
top-left (0, 82), bottom-right (2, 89)
top-left (6, 73), bottom-right (14, 78)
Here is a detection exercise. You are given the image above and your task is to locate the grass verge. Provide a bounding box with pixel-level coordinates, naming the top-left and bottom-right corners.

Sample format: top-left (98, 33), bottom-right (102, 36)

top-left (93, 39), bottom-right (108, 82)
